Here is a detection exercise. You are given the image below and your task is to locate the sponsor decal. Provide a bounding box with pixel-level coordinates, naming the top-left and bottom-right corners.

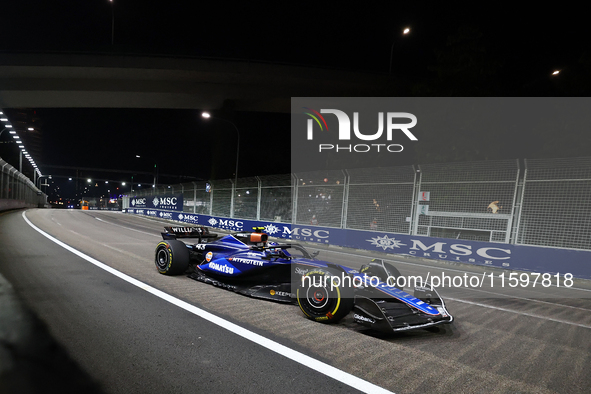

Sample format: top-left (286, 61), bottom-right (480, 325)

top-left (217, 219), bottom-right (243, 230)
top-left (209, 262), bottom-right (234, 274)
top-left (367, 235), bottom-right (407, 250)
top-left (131, 198), bottom-right (146, 207)
top-left (282, 226), bottom-right (330, 243)
top-left (353, 314), bottom-right (376, 324)
top-left (171, 227), bottom-right (194, 233)
top-left (159, 212), bottom-right (173, 219)
top-left (152, 197), bottom-right (160, 207)
top-left (195, 244), bottom-right (207, 251)
top-left (295, 267), bottom-right (309, 275)
top-left (229, 257), bottom-right (264, 267)
top-left (270, 290), bottom-right (291, 297)
top-left (208, 218), bottom-right (218, 226)
top-left (205, 252), bottom-right (213, 262)
top-left (182, 214), bottom-right (199, 223)
top-left (264, 224), bottom-right (281, 235)
top-left (147, 210), bottom-right (157, 216)
top-left (364, 236), bottom-right (513, 265)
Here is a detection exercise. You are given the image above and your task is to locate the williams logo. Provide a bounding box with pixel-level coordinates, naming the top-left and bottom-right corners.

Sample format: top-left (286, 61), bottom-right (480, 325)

top-left (304, 108), bottom-right (417, 153)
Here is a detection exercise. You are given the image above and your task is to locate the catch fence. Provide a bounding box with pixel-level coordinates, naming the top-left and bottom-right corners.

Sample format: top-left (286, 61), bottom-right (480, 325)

top-left (127, 156), bottom-right (591, 251)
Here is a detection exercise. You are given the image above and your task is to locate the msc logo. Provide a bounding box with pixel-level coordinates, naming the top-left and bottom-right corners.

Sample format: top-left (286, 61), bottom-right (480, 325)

top-left (155, 197), bottom-right (178, 206)
top-left (304, 108), bottom-right (417, 153)
top-left (130, 198), bottom-right (146, 207)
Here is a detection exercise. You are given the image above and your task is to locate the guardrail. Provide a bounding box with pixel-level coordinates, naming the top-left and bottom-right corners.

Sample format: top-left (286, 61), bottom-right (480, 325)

top-left (0, 157), bottom-right (46, 211)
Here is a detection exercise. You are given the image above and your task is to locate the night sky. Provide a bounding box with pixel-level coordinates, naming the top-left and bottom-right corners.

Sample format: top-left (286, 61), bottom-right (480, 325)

top-left (1, 2), bottom-right (590, 201)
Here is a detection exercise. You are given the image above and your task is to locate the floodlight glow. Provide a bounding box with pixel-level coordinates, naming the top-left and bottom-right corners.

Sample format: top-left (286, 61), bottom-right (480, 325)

top-left (0, 118), bottom-right (7, 121)
top-left (87, 179), bottom-right (91, 183)
top-left (9, 131), bottom-right (16, 134)
top-left (5, 125), bottom-right (11, 128)
top-left (403, 27), bottom-right (410, 34)
top-left (28, 128), bottom-right (34, 130)
top-left (12, 135), bottom-right (19, 139)
top-left (201, 112), bottom-right (211, 118)
top-left (552, 70), bottom-right (560, 75)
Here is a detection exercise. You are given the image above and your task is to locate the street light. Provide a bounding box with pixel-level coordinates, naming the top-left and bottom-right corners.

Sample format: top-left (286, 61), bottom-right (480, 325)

top-left (109, 0), bottom-right (114, 45)
top-left (135, 154), bottom-right (158, 187)
top-left (201, 111), bottom-right (240, 187)
top-left (202, 112), bottom-right (241, 217)
top-left (389, 27), bottom-right (411, 74)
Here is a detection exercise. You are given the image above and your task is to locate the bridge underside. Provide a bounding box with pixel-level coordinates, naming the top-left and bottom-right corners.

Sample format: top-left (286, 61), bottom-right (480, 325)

top-left (0, 53), bottom-right (400, 112)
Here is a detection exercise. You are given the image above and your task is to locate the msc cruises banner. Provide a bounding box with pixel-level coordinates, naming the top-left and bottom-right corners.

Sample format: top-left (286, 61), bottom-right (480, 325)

top-left (128, 194), bottom-right (183, 211)
top-left (123, 208), bottom-right (591, 279)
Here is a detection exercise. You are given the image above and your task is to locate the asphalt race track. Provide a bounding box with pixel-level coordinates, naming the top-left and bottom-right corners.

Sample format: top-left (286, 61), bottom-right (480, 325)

top-left (1, 209), bottom-right (590, 393)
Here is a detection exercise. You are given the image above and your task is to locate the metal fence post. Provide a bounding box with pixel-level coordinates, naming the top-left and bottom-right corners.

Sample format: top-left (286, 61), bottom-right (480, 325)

top-left (506, 159), bottom-right (521, 243)
top-left (256, 176), bottom-right (261, 220)
top-left (230, 179), bottom-right (235, 218)
top-left (292, 173), bottom-right (298, 225)
top-left (412, 165), bottom-right (422, 235)
top-left (192, 182), bottom-right (197, 214)
top-left (341, 169), bottom-right (349, 229)
top-left (514, 159), bottom-right (528, 244)
top-left (209, 181), bottom-right (213, 215)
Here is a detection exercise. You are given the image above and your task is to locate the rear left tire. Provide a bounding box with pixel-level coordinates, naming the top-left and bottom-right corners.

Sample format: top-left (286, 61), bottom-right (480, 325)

top-left (155, 240), bottom-right (190, 275)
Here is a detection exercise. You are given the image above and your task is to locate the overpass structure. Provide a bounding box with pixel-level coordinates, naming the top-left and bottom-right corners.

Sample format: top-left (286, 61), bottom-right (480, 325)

top-left (0, 52), bottom-right (400, 112)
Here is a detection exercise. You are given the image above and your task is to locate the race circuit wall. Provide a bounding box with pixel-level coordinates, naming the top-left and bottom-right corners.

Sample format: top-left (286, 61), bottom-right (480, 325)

top-left (124, 207), bottom-right (591, 279)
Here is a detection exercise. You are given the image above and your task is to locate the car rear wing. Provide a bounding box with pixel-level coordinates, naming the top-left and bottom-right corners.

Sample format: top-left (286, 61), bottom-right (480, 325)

top-left (161, 226), bottom-right (219, 242)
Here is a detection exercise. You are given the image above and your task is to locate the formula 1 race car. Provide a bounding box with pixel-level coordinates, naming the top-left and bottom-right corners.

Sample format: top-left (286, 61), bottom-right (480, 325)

top-left (154, 226), bottom-right (453, 333)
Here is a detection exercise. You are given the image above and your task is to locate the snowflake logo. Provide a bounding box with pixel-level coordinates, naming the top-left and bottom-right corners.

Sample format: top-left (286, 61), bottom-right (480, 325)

top-left (367, 235), bottom-right (406, 250)
top-left (208, 218), bottom-right (218, 226)
top-left (152, 197), bottom-right (159, 207)
top-left (264, 224), bottom-right (280, 235)
top-left (178, 214), bottom-right (184, 220)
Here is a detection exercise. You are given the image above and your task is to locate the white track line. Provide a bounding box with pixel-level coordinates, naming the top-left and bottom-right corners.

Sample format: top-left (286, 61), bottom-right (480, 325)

top-left (447, 297), bottom-right (591, 329)
top-left (22, 211), bottom-right (393, 394)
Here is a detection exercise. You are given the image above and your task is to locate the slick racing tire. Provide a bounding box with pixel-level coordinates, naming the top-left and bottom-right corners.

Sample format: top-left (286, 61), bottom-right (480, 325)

top-left (297, 270), bottom-right (354, 324)
top-left (155, 240), bottom-right (190, 275)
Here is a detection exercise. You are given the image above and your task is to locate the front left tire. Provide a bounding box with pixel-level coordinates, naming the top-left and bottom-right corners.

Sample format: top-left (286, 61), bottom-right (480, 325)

top-left (297, 269), bottom-right (354, 323)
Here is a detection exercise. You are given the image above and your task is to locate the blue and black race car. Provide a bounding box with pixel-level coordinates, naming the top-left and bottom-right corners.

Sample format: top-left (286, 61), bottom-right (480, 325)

top-left (155, 226), bottom-right (453, 333)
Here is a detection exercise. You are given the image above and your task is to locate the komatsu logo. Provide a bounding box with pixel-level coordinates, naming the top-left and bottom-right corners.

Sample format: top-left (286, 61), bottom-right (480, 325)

top-left (209, 262), bottom-right (234, 274)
